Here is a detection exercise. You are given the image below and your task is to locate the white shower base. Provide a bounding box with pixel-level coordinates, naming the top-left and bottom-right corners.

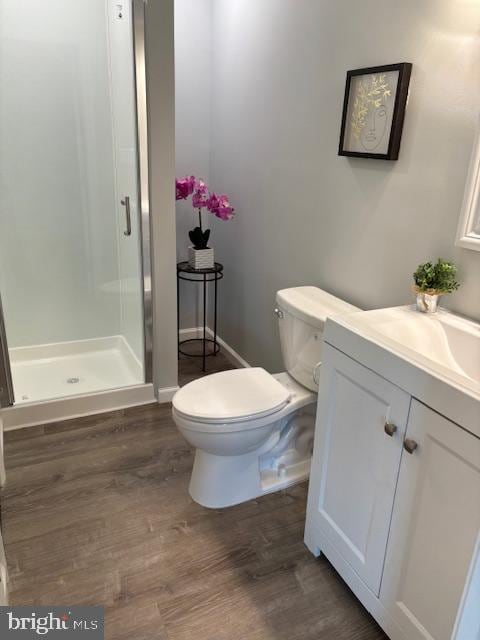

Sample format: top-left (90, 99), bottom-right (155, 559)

top-left (9, 336), bottom-right (143, 404)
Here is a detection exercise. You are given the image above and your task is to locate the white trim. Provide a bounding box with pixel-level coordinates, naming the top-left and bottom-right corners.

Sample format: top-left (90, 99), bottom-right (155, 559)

top-left (179, 327), bottom-right (251, 369)
top-left (157, 385), bottom-right (179, 403)
top-left (303, 526), bottom-right (409, 640)
top-left (2, 384), bottom-right (156, 431)
top-left (456, 117), bottom-right (480, 251)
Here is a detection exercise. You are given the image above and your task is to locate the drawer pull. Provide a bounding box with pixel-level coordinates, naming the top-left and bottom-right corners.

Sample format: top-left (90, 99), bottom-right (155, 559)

top-left (403, 438), bottom-right (418, 454)
top-left (384, 422), bottom-right (397, 437)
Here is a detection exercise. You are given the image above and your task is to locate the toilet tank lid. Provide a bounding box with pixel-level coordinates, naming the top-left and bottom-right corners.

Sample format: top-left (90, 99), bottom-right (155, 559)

top-left (276, 286), bottom-right (360, 329)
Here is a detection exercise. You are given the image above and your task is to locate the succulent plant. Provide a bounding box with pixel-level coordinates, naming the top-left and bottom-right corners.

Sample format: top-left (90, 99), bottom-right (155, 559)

top-left (413, 258), bottom-right (460, 294)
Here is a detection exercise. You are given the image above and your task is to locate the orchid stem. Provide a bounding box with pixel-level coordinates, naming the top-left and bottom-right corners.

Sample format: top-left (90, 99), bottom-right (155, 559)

top-left (198, 209), bottom-right (202, 232)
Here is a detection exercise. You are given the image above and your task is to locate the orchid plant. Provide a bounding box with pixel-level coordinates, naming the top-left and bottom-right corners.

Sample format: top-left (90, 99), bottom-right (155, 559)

top-left (175, 176), bottom-right (235, 250)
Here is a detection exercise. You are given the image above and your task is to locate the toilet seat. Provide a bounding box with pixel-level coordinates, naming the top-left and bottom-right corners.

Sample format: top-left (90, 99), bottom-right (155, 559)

top-left (173, 367), bottom-right (291, 425)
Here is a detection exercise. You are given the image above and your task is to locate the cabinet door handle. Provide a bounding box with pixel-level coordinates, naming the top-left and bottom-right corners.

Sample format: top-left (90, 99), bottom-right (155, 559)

top-left (403, 438), bottom-right (418, 454)
top-left (384, 422), bottom-right (397, 437)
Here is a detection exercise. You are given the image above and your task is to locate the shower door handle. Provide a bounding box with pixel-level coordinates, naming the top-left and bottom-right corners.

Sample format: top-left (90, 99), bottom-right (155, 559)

top-left (121, 196), bottom-right (132, 236)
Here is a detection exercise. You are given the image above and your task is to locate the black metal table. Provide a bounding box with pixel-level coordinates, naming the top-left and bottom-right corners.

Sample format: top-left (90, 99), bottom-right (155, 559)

top-left (177, 261), bottom-right (224, 372)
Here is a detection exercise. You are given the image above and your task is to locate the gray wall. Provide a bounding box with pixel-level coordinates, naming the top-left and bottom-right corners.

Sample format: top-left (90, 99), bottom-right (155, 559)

top-left (207, 0), bottom-right (480, 372)
top-left (175, 0), bottom-right (213, 329)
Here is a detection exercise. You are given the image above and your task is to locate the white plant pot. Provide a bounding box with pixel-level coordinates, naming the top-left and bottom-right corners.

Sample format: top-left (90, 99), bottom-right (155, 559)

top-left (188, 246), bottom-right (214, 270)
top-left (415, 291), bottom-right (441, 313)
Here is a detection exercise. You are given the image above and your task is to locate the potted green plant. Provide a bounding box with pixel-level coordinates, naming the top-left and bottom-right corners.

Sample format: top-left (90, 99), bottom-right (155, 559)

top-left (412, 258), bottom-right (460, 313)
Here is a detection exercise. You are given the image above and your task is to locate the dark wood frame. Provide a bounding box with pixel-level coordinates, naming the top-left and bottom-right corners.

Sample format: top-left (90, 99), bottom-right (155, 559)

top-left (338, 62), bottom-right (412, 161)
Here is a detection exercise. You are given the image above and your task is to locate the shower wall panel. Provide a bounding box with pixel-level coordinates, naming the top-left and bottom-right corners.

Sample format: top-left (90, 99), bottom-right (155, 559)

top-left (0, 0), bottom-right (121, 347)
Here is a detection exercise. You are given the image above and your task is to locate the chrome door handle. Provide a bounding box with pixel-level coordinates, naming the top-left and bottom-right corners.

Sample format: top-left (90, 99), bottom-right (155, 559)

top-left (384, 422), bottom-right (397, 437)
top-left (274, 308), bottom-right (284, 319)
top-left (313, 362), bottom-right (321, 386)
top-left (403, 438), bottom-right (418, 454)
top-left (121, 196), bottom-right (132, 236)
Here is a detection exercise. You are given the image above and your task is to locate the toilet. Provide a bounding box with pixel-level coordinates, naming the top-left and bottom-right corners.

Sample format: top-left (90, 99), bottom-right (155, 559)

top-left (172, 286), bottom-right (359, 508)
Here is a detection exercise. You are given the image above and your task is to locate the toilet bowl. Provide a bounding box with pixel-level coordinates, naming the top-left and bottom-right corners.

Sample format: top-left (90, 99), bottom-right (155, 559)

top-left (173, 369), bottom-right (316, 507)
top-left (172, 286), bottom-right (360, 508)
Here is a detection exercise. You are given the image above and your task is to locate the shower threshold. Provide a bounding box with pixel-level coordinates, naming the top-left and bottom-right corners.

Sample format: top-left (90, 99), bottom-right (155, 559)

top-left (9, 336), bottom-right (143, 404)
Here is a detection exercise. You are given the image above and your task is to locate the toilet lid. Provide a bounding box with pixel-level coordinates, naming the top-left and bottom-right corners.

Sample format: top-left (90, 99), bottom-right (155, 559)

top-left (173, 368), bottom-right (291, 422)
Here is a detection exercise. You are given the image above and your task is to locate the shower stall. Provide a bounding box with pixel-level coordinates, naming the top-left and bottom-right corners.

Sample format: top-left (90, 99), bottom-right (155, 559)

top-left (0, 0), bottom-right (154, 426)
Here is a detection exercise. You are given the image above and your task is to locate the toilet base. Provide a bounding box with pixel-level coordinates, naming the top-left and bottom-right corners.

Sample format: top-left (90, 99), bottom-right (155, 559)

top-left (189, 450), bottom-right (312, 509)
top-left (189, 449), bottom-right (263, 508)
top-left (189, 405), bottom-right (316, 509)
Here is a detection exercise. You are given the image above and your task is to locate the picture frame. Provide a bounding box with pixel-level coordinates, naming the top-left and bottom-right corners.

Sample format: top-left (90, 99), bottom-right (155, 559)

top-left (338, 62), bottom-right (412, 160)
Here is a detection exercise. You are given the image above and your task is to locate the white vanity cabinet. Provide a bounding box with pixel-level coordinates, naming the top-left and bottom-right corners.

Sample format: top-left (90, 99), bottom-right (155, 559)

top-left (305, 343), bottom-right (480, 640)
top-left (380, 400), bottom-right (480, 640)
top-left (305, 344), bottom-right (410, 595)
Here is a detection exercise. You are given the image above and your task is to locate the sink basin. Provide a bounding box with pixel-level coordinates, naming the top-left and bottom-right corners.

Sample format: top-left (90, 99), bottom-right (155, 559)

top-left (337, 306), bottom-right (480, 396)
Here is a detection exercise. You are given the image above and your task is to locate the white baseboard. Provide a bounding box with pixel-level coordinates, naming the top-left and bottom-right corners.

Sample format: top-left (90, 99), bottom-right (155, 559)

top-left (157, 385), bottom-right (180, 404)
top-left (2, 384), bottom-right (156, 431)
top-left (179, 327), bottom-right (250, 369)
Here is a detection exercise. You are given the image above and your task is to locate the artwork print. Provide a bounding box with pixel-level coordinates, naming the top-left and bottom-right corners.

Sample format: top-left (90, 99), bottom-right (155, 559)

top-left (338, 63), bottom-right (412, 160)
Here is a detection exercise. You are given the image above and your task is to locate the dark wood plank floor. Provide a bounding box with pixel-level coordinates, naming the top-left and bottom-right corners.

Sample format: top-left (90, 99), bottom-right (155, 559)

top-left (2, 355), bottom-right (386, 640)
top-left (178, 348), bottom-right (233, 386)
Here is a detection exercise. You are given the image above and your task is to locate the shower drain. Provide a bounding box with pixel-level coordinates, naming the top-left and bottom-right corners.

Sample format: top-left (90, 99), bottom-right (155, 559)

top-left (67, 377), bottom-right (80, 384)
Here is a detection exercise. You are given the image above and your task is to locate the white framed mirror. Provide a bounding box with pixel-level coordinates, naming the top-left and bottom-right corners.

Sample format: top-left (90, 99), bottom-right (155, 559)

top-left (456, 119), bottom-right (480, 251)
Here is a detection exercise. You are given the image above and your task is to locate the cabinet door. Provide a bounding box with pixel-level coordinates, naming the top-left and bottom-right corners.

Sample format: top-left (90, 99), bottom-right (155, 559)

top-left (380, 400), bottom-right (480, 640)
top-left (306, 344), bottom-right (410, 595)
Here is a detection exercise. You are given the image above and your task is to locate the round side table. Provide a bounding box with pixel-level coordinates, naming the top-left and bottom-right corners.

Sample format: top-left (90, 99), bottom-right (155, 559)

top-left (177, 261), bottom-right (224, 372)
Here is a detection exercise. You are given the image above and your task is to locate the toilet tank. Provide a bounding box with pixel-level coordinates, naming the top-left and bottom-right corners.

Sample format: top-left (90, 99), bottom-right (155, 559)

top-left (275, 286), bottom-right (359, 391)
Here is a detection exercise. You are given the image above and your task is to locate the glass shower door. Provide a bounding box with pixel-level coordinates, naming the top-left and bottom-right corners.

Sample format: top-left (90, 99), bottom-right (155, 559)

top-left (0, 0), bottom-right (148, 405)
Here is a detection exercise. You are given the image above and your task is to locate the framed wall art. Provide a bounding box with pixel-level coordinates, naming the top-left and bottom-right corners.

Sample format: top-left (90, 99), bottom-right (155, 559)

top-left (338, 62), bottom-right (412, 160)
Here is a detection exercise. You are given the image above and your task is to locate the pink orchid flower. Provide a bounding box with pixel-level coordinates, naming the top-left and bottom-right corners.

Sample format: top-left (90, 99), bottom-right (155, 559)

top-left (207, 193), bottom-right (235, 220)
top-left (175, 175), bottom-right (195, 200)
top-left (175, 176), bottom-right (235, 223)
top-left (192, 179), bottom-right (210, 209)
